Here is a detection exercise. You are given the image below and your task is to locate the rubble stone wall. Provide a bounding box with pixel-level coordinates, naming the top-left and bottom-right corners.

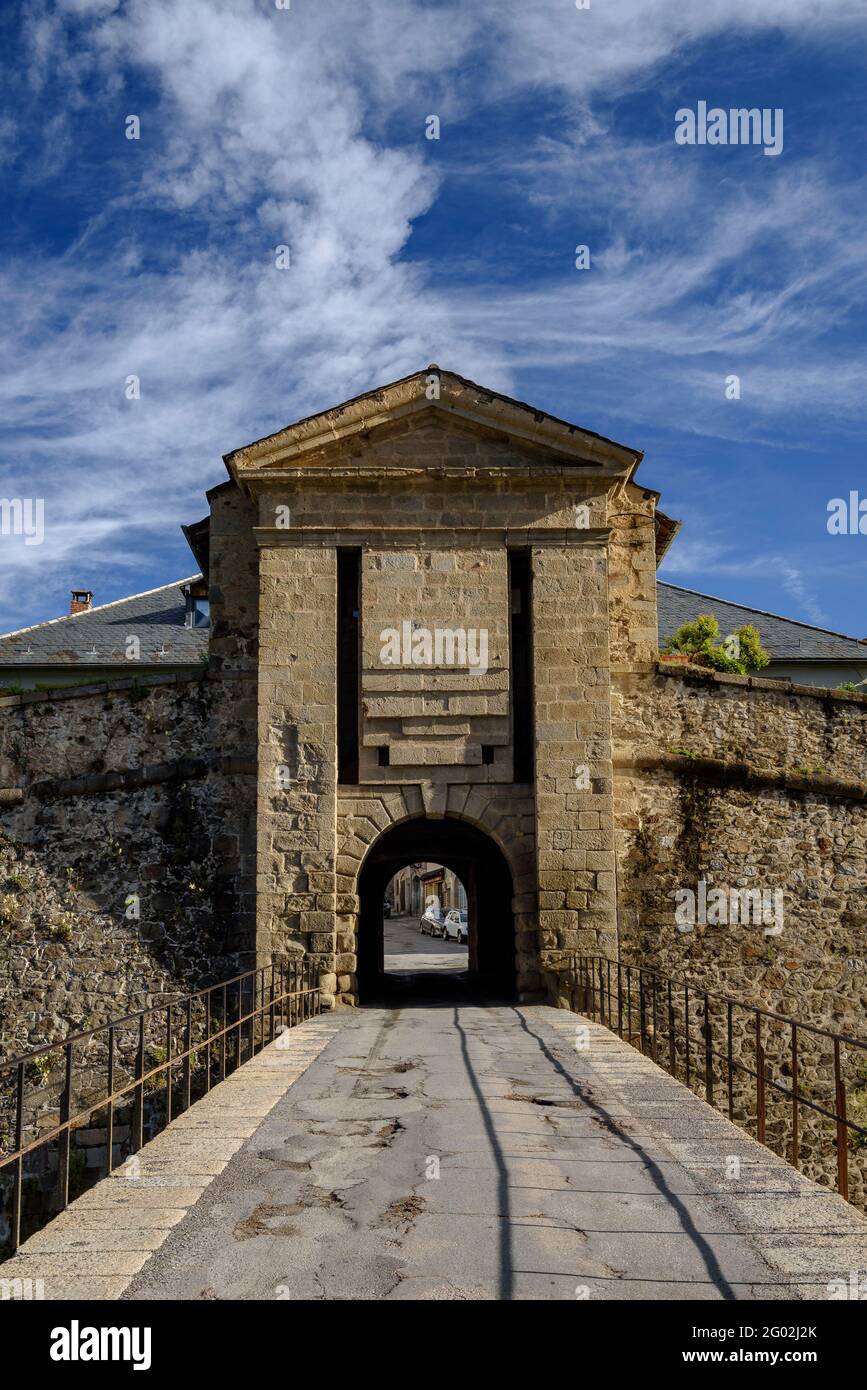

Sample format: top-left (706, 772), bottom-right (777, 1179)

top-left (611, 664), bottom-right (867, 1200)
top-left (612, 664), bottom-right (867, 1024)
top-left (0, 674), bottom-right (256, 1061)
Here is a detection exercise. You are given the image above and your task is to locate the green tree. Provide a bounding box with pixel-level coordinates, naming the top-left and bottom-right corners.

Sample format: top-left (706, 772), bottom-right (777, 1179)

top-left (663, 615), bottom-right (769, 675)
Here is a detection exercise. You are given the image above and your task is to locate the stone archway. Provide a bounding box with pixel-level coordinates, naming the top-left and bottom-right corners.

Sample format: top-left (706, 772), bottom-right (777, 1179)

top-left (356, 817), bottom-right (516, 1003)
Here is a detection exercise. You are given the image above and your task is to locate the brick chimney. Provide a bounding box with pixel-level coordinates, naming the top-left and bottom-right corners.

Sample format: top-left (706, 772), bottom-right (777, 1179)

top-left (69, 589), bottom-right (93, 615)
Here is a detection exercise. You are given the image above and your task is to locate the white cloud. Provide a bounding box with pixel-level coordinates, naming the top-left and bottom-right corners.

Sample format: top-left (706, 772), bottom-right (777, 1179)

top-left (483, 0), bottom-right (866, 102)
top-left (1, 0), bottom-right (866, 631)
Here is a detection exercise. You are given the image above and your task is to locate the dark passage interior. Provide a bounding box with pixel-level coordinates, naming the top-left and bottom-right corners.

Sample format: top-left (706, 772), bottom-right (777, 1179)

top-left (357, 818), bottom-right (516, 1003)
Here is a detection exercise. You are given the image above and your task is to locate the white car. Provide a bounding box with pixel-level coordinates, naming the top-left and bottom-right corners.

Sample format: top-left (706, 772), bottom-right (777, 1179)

top-left (419, 907), bottom-right (445, 937)
top-left (442, 909), bottom-right (468, 944)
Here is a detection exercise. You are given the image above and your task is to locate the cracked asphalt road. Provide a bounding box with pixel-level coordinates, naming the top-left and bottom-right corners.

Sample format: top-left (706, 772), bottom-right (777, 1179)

top-left (122, 1004), bottom-right (866, 1301)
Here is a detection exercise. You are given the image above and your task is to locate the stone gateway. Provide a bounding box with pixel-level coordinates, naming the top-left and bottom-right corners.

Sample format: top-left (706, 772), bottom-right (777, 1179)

top-left (1, 368), bottom-right (865, 1057)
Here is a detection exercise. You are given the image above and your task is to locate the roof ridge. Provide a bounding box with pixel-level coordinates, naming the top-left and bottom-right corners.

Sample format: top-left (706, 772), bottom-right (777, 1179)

top-left (0, 576), bottom-right (201, 642)
top-left (657, 581), bottom-right (864, 647)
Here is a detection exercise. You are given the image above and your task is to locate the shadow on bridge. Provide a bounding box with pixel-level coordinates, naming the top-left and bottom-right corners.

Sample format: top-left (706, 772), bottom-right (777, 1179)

top-left (509, 1007), bottom-right (737, 1300)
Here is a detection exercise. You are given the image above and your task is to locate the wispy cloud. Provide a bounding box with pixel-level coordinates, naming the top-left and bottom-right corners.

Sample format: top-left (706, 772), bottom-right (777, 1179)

top-left (1, 0), bottom-right (865, 634)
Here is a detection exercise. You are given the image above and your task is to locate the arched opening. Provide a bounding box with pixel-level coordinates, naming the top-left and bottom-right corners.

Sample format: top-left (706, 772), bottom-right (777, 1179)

top-left (357, 817), bottom-right (516, 1003)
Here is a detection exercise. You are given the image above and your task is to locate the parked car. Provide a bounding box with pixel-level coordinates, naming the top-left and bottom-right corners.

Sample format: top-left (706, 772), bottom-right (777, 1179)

top-left (383, 898), bottom-right (391, 918)
top-left (419, 906), bottom-right (445, 937)
top-left (442, 908), bottom-right (468, 944)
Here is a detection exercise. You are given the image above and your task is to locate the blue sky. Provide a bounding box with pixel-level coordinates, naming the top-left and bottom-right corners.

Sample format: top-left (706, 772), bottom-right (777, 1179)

top-left (0, 0), bottom-right (865, 637)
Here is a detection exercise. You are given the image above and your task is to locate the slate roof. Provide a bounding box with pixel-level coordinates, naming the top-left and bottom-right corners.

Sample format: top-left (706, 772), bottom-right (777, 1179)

top-left (0, 575), bottom-right (862, 671)
top-left (657, 583), bottom-right (866, 664)
top-left (0, 579), bottom-right (205, 668)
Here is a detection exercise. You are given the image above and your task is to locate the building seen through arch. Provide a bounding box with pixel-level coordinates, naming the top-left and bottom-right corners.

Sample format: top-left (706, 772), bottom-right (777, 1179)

top-left (388, 863), bottom-right (467, 918)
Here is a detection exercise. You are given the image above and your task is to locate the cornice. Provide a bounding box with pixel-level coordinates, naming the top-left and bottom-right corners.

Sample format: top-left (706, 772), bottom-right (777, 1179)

top-left (253, 526), bottom-right (610, 549)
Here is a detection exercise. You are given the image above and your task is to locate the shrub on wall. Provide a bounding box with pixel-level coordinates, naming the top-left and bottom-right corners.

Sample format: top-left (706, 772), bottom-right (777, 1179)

top-left (663, 614), bottom-right (770, 675)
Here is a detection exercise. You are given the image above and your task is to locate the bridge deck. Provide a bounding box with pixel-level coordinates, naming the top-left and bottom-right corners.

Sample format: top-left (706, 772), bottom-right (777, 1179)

top-left (6, 1004), bottom-right (866, 1300)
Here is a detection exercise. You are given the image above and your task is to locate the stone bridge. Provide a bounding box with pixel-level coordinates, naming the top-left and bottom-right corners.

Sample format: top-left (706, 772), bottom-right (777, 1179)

top-left (4, 1001), bottom-right (866, 1302)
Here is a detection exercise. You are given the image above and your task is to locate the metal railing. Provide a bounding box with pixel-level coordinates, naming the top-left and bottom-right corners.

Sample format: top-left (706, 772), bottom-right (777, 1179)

top-left (0, 960), bottom-right (320, 1255)
top-left (564, 955), bottom-right (866, 1203)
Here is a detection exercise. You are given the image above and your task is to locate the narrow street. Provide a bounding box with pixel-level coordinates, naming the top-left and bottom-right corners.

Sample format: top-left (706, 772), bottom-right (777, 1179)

top-left (383, 911), bottom-right (468, 975)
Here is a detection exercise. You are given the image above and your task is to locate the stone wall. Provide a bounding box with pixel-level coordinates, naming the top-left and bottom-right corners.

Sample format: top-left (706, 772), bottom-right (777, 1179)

top-left (608, 479), bottom-right (659, 671)
top-left (611, 662), bottom-right (867, 1032)
top-left (0, 673), bottom-right (256, 1061)
top-left (255, 543), bottom-right (337, 983)
top-left (533, 540), bottom-right (617, 966)
top-left (611, 663), bottom-right (867, 1200)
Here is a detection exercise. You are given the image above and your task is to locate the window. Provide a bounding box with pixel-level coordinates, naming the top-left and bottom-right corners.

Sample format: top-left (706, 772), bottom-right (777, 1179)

top-left (183, 582), bottom-right (210, 630)
top-left (185, 597), bottom-right (210, 629)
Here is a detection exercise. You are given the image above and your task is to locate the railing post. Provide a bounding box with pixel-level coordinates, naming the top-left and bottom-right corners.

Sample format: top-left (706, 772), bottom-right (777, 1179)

top-left (11, 1060), bottom-right (24, 1253)
top-left (684, 984), bottom-right (691, 1089)
top-left (220, 983), bottom-right (228, 1079)
top-left (165, 1006), bottom-right (173, 1125)
top-left (58, 1042), bottom-right (73, 1213)
top-left (133, 1014), bottom-right (145, 1153)
top-left (727, 1001), bottom-right (734, 1120)
top-left (667, 979), bottom-right (675, 1076)
top-left (834, 1039), bottom-right (849, 1201)
top-left (756, 1012), bottom-right (765, 1146)
top-left (651, 974), bottom-right (658, 1064)
top-left (791, 1022), bottom-right (799, 1171)
top-left (626, 965), bottom-right (632, 1045)
top-left (205, 988), bottom-right (212, 1095)
top-left (704, 993), bottom-right (713, 1106)
top-left (106, 1025), bottom-right (115, 1174)
top-left (616, 962), bottom-right (623, 1039)
top-left (183, 998), bottom-right (192, 1112)
top-left (638, 970), bottom-right (647, 1055)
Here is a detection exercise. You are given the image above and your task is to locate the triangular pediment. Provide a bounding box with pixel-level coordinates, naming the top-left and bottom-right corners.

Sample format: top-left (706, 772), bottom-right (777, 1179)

top-left (223, 367), bottom-right (642, 482)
